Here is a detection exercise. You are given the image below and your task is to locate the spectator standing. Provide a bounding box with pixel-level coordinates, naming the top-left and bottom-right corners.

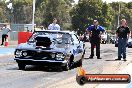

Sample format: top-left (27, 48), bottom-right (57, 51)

top-left (1, 25), bottom-right (11, 46)
top-left (48, 18), bottom-right (60, 31)
top-left (87, 20), bottom-right (105, 59)
top-left (115, 19), bottom-right (130, 61)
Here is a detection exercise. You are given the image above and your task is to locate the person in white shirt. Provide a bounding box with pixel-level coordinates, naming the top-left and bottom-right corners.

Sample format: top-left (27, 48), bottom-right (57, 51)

top-left (1, 25), bottom-right (11, 45)
top-left (40, 26), bottom-right (45, 30)
top-left (48, 18), bottom-right (60, 31)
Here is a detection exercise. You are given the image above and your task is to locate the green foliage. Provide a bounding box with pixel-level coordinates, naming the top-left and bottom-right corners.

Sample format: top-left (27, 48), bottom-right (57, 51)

top-left (127, 2), bottom-right (132, 9)
top-left (101, 2), bottom-right (114, 29)
top-left (71, 1), bottom-right (132, 34)
top-left (0, 0), bottom-right (131, 33)
top-left (70, 0), bottom-right (114, 34)
top-left (35, 0), bottom-right (73, 29)
top-left (0, 1), bottom-right (8, 23)
top-left (110, 2), bottom-right (132, 31)
top-left (12, 0), bottom-right (32, 23)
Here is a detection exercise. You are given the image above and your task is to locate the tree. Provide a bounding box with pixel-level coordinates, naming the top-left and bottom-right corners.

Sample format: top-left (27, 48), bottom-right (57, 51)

top-left (70, 0), bottom-right (114, 34)
top-left (0, 1), bottom-right (8, 23)
top-left (101, 2), bottom-right (114, 29)
top-left (110, 2), bottom-right (132, 31)
top-left (12, 0), bottom-right (32, 23)
top-left (127, 2), bottom-right (132, 9)
top-left (35, 0), bottom-right (73, 29)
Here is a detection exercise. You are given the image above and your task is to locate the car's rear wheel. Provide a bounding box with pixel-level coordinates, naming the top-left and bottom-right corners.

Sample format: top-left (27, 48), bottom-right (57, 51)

top-left (62, 55), bottom-right (75, 71)
top-left (18, 62), bottom-right (26, 70)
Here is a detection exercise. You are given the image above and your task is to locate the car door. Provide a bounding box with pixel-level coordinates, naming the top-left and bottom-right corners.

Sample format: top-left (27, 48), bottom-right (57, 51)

top-left (71, 34), bottom-right (83, 62)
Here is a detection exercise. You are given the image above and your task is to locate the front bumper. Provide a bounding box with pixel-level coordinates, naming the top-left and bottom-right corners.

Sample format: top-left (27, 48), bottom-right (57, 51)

top-left (14, 58), bottom-right (67, 66)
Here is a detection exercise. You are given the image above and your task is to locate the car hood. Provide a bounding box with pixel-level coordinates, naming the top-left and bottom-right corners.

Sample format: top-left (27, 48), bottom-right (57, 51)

top-left (16, 42), bottom-right (71, 53)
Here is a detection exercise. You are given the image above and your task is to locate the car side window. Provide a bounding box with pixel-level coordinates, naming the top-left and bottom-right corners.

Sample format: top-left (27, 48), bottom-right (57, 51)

top-left (72, 34), bottom-right (79, 44)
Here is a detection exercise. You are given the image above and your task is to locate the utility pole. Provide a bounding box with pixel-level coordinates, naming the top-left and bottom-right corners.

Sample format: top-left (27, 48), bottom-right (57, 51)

top-left (117, 3), bottom-right (120, 27)
top-left (32, 0), bottom-right (36, 32)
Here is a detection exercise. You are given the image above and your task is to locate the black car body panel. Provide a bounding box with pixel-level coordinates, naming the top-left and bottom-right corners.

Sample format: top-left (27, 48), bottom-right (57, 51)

top-left (14, 30), bottom-right (85, 70)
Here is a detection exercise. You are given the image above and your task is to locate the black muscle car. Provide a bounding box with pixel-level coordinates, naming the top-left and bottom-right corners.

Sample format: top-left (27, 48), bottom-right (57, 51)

top-left (14, 30), bottom-right (85, 71)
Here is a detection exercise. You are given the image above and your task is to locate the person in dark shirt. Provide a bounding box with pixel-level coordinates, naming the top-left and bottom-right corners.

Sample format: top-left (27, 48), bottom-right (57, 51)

top-left (87, 20), bottom-right (105, 59)
top-left (115, 19), bottom-right (130, 61)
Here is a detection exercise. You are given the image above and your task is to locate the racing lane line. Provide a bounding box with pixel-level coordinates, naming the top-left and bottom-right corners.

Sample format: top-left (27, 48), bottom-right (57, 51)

top-left (44, 58), bottom-right (131, 88)
top-left (0, 44), bottom-right (129, 87)
top-left (46, 45), bottom-right (131, 88)
top-left (0, 65), bottom-right (59, 81)
top-left (0, 54), bottom-right (14, 59)
top-left (37, 51), bottom-right (119, 88)
top-left (0, 70), bottom-right (59, 88)
top-left (37, 63), bottom-right (108, 88)
top-left (44, 47), bottom-right (131, 88)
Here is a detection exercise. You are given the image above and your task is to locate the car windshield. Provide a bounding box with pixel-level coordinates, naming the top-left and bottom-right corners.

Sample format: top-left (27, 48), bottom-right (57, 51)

top-left (28, 31), bottom-right (72, 44)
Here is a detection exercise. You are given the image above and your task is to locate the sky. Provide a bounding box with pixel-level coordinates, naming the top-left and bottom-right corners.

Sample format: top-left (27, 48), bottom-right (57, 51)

top-left (74, 0), bottom-right (132, 3)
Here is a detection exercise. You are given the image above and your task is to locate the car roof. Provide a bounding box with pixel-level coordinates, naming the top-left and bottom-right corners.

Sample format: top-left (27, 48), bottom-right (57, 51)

top-left (34, 30), bottom-right (75, 35)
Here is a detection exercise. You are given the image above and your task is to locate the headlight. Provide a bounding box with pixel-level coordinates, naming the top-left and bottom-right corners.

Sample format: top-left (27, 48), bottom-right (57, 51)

top-left (50, 53), bottom-right (56, 58)
top-left (56, 53), bottom-right (65, 60)
top-left (22, 52), bottom-right (28, 57)
top-left (15, 50), bottom-right (22, 57)
top-left (56, 58), bottom-right (63, 60)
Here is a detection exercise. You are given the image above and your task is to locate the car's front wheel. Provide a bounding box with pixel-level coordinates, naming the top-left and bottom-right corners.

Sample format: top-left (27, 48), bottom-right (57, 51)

top-left (62, 60), bottom-right (71, 71)
top-left (77, 59), bottom-right (82, 67)
top-left (18, 62), bottom-right (26, 70)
